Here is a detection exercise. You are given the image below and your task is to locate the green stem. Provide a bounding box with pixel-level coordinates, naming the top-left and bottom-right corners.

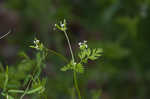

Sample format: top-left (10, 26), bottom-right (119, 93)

top-left (46, 48), bottom-right (69, 63)
top-left (3, 66), bottom-right (8, 92)
top-left (20, 78), bottom-right (32, 99)
top-left (74, 71), bottom-right (81, 99)
top-left (63, 31), bottom-right (75, 61)
top-left (20, 65), bottom-right (38, 99)
top-left (63, 30), bottom-right (82, 99)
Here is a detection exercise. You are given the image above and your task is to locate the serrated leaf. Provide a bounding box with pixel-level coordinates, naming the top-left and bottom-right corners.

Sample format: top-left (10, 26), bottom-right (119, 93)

top-left (78, 50), bottom-right (86, 60)
top-left (74, 63), bottom-right (84, 73)
top-left (86, 48), bottom-right (91, 56)
top-left (60, 64), bottom-right (73, 72)
top-left (89, 48), bottom-right (103, 60)
top-left (60, 60), bottom-right (75, 72)
top-left (60, 65), bottom-right (69, 71)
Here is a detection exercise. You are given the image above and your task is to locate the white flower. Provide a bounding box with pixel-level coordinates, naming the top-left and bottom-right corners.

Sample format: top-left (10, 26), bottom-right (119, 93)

top-left (84, 40), bottom-right (87, 43)
top-left (61, 24), bottom-right (65, 28)
top-left (73, 62), bottom-right (77, 65)
top-left (78, 42), bottom-right (82, 46)
top-left (33, 39), bottom-right (41, 50)
top-left (85, 44), bottom-right (88, 48)
top-left (35, 45), bottom-right (39, 49)
top-left (78, 40), bottom-right (88, 49)
top-left (34, 39), bottom-right (39, 44)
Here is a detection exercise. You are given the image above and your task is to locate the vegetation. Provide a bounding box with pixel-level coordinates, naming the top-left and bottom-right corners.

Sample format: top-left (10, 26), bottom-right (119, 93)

top-left (0, 20), bottom-right (103, 99)
top-left (0, 0), bottom-right (150, 99)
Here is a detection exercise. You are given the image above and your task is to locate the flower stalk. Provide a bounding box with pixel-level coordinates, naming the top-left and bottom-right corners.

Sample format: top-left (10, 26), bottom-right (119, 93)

top-left (55, 19), bottom-right (82, 99)
top-left (55, 19), bottom-right (103, 99)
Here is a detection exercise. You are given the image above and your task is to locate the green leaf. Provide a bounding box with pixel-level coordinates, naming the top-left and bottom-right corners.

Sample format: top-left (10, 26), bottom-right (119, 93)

top-left (7, 95), bottom-right (14, 99)
top-left (29, 45), bottom-right (35, 49)
top-left (23, 75), bottom-right (32, 86)
top-left (0, 63), bottom-right (4, 72)
top-left (2, 93), bottom-right (14, 99)
top-left (19, 52), bottom-right (30, 59)
top-left (78, 48), bottom-right (91, 61)
top-left (8, 89), bottom-right (24, 93)
top-left (27, 86), bottom-right (43, 94)
top-left (75, 63), bottom-right (84, 73)
top-left (86, 48), bottom-right (91, 57)
top-left (3, 66), bottom-right (8, 92)
top-left (60, 60), bottom-right (74, 72)
top-left (89, 48), bottom-right (103, 60)
top-left (61, 65), bottom-right (70, 71)
top-left (78, 51), bottom-right (86, 59)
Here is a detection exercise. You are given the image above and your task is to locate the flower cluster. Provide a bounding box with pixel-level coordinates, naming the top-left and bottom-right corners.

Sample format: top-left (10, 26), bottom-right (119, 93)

top-left (34, 39), bottom-right (40, 49)
top-left (30, 38), bottom-right (44, 51)
top-left (78, 40), bottom-right (88, 50)
top-left (54, 19), bottom-right (67, 31)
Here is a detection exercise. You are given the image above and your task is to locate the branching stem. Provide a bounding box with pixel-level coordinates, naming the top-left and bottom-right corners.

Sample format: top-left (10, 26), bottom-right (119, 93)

top-left (63, 30), bottom-right (82, 99)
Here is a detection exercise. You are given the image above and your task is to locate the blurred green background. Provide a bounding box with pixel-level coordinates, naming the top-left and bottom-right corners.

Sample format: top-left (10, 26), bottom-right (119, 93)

top-left (0, 0), bottom-right (150, 99)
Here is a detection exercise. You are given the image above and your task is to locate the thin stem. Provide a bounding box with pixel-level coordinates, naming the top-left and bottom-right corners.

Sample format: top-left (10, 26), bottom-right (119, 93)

top-left (20, 64), bottom-right (38, 99)
top-left (63, 31), bottom-right (75, 61)
top-left (3, 66), bottom-right (8, 92)
top-left (20, 78), bottom-right (32, 99)
top-left (63, 30), bottom-right (81, 99)
top-left (73, 71), bottom-right (81, 99)
top-left (0, 30), bottom-right (11, 40)
top-left (46, 48), bottom-right (69, 63)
